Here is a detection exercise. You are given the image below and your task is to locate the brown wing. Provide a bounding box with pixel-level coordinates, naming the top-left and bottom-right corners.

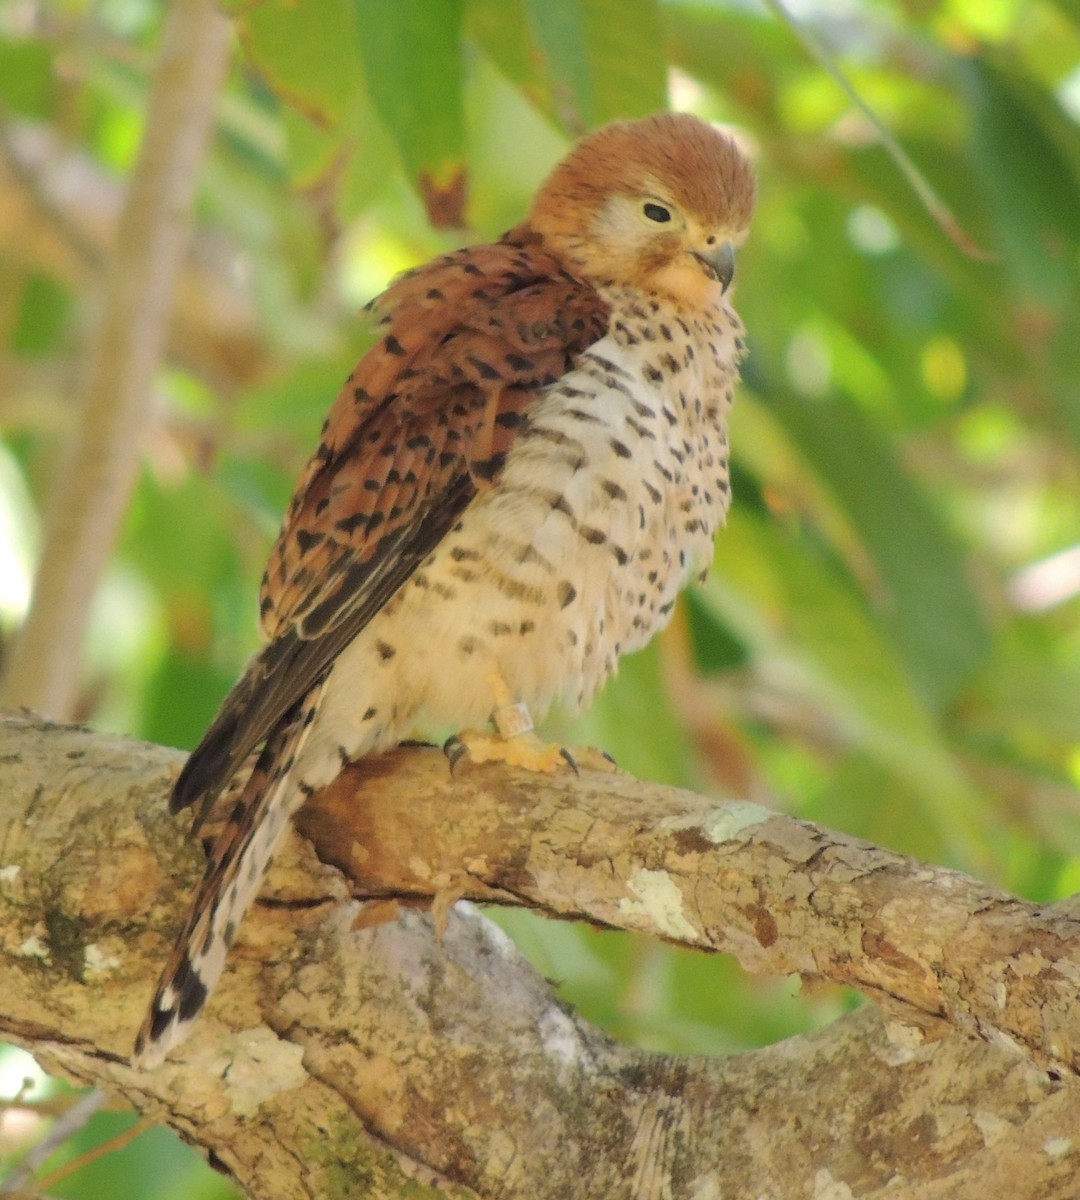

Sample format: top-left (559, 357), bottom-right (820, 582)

top-left (171, 227), bottom-right (609, 814)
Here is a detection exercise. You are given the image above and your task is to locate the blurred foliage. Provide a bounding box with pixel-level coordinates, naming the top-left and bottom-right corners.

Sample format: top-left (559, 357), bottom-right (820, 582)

top-left (2, 0), bottom-right (1080, 1194)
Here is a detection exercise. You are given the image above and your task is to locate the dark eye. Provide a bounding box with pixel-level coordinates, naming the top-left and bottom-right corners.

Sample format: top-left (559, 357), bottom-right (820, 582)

top-left (643, 202), bottom-right (671, 223)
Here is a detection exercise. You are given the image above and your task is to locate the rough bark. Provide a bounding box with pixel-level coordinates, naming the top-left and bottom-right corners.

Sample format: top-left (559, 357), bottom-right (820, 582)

top-left (0, 711), bottom-right (1078, 1200)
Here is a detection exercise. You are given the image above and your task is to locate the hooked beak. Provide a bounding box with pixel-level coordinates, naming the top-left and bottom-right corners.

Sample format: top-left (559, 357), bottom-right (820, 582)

top-left (692, 241), bottom-right (736, 292)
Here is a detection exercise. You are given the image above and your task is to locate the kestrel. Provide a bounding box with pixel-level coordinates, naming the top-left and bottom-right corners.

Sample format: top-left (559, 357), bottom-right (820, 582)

top-left (135, 111), bottom-right (754, 1066)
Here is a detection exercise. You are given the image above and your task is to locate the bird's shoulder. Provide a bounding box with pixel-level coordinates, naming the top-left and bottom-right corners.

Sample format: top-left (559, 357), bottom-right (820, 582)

top-left (260, 226), bottom-right (610, 639)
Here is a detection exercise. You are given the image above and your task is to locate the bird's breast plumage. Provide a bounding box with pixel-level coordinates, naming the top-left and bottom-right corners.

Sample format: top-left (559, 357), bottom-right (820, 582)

top-left (299, 287), bottom-right (745, 780)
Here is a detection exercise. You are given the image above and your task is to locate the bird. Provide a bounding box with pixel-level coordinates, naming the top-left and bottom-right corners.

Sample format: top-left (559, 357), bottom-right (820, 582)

top-left (134, 110), bottom-right (755, 1067)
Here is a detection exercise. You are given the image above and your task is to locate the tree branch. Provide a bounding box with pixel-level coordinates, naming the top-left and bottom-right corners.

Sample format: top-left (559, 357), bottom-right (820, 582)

top-left (0, 0), bottom-right (232, 719)
top-left (0, 712), bottom-right (1077, 1200)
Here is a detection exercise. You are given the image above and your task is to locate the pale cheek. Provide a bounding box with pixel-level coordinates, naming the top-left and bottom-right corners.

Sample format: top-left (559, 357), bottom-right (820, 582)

top-left (651, 260), bottom-right (724, 310)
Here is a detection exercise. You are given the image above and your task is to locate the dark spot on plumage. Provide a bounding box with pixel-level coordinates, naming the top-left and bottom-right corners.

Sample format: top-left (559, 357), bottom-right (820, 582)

top-left (336, 511), bottom-right (369, 536)
top-left (406, 434), bottom-right (432, 451)
top-left (520, 620), bottom-right (535, 635)
top-left (458, 636), bottom-right (480, 654)
top-left (259, 595), bottom-right (273, 618)
top-left (389, 505), bottom-right (405, 521)
top-left (643, 363), bottom-right (663, 384)
top-left (295, 528), bottom-right (323, 554)
top-left (506, 352), bottom-right (534, 372)
top-left (367, 428), bottom-right (381, 442)
top-left (600, 479), bottom-right (627, 501)
top-left (492, 572), bottom-right (543, 603)
top-left (547, 492), bottom-right (577, 521)
top-left (529, 426), bottom-right (576, 448)
top-left (439, 450), bottom-right (457, 468)
top-left (662, 406), bottom-right (678, 426)
top-left (567, 408), bottom-right (600, 423)
top-left (338, 744), bottom-right (352, 766)
top-left (467, 355), bottom-right (502, 381)
top-left (471, 453), bottom-right (505, 481)
top-left (661, 353), bottom-right (682, 375)
top-left (654, 463), bottom-right (674, 483)
top-left (463, 262), bottom-right (484, 276)
top-left (364, 478), bottom-right (382, 492)
top-left (495, 410), bottom-right (525, 428)
top-left (579, 525), bottom-right (607, 545)
top-left (627, 417), bottom-right (655, 441)
top-left (367, 511), bottom-right (385, 532)
top-left (489, 621), bottom-right (513, 636)
top-left (558, 581), bottom-right (577, 608)
top-left (175, 957), bottom-right (209, 1023)
top-left (612, 544), bottom-right (629, 565)
top-left (427, 287), bottom-right (444, 300)
top-left (610, 438), bottom-right (632, 459)
top-left (385, 334), bottom-right (407, 357)
top-left (363, 706), bottom-right (378, 721)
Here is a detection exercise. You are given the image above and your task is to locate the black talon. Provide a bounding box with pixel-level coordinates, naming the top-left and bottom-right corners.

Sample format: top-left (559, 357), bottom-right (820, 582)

top-left (559, 747), bottom-right (580, 776)
top-left (443, 735), bottom-right (469, 774)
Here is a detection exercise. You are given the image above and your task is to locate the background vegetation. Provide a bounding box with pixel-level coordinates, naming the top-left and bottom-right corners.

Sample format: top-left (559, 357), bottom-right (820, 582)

top-left (1, 0), bottom-right (1078, 1194)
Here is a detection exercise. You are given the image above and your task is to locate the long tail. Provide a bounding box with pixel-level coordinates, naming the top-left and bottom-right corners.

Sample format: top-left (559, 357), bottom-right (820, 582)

top-left (133, 682), bottom-right (324, 1067)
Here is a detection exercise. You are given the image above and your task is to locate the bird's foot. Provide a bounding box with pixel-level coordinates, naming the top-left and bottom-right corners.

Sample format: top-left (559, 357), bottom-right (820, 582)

top-left (443, 728), bottom-right (618, 776)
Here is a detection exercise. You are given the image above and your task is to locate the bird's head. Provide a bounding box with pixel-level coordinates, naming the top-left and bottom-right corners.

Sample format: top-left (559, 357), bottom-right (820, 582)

top-left (529, 112), bottom-right (755, 309)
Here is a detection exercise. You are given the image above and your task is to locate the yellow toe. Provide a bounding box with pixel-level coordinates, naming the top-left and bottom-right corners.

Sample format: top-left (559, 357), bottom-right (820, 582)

top-left (444, 730), bottom-right (618, 776)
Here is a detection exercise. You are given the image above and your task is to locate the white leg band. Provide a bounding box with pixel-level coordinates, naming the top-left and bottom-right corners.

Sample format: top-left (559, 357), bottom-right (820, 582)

top-left (491, 701), bottom-right (534, 738)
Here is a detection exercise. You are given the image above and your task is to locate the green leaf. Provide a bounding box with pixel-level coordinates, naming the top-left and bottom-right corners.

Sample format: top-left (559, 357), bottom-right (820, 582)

top-left (466, 0), bottom-right (549, 106)
top-left (967, 57), bottom-right (1080, 302)
top-left (524, 0), bottom-right (667, 131)
top-left (0, 37), bottom-right (55, 117)
top-left (239, 0), bottom-right (362, 126)
top-left (757, 390), bottom-right (991, 711)
top-left (702, 510), bottom-right (993, 874)
top-left (353, 0), bottom-right (468, 224)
